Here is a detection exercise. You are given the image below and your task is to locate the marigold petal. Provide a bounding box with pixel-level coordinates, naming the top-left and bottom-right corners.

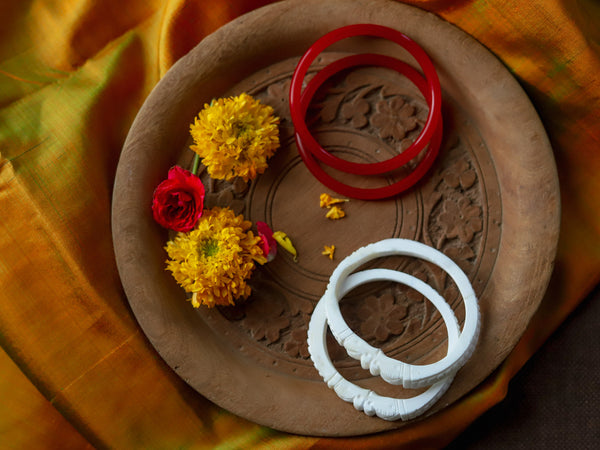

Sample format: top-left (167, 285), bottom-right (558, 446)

top-left (319, 193), bottom-right (349, 208)
top-left (322, 245), bottom-right (335, 260)
top-left (325, 205), bottom-right (346, 220)
top-left (273, 231), bottom-right (298, 262)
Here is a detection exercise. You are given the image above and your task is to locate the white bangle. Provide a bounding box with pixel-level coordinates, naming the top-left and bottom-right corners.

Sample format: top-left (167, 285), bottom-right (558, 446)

top-left (323, 239), bottom-right (480, 389)
top-left (308, 268), bottom-right (460, 421)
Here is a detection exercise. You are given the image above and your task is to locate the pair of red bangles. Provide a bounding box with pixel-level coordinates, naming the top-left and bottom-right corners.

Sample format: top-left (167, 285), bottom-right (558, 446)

top-left (289, 24), bottom-right (443, 200)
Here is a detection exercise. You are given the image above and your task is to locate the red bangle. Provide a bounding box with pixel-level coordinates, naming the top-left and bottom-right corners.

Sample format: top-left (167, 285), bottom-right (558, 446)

top-left (290, 24), bottom-right (442, 176)
top-left (295, 53), bottom-right (442, 200)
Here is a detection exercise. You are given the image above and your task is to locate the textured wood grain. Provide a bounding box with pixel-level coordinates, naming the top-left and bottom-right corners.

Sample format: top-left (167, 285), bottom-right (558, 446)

top-left (112, 0), bottom-right (559, 436)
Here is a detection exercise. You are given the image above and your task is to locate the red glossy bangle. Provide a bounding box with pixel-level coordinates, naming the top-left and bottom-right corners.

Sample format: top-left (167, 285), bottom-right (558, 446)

top-left (290, 24), bottom-right (442, 176)
top-left (296, 53), bottom-right (442, 200)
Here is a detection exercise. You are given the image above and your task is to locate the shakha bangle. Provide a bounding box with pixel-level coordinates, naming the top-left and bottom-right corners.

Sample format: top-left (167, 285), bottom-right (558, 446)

top-left (322, 238), bottom-right (480, 389)
top-left (308, 268), bottom-right (459, 421)
top-left (295, 53), bottom-right (442, 200)
top-left (290, 23), bottom-right (442, 176)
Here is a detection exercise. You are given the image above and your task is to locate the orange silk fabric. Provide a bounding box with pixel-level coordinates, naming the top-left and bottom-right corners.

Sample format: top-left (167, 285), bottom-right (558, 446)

top-left (1, 0), bottom-right (599, 448)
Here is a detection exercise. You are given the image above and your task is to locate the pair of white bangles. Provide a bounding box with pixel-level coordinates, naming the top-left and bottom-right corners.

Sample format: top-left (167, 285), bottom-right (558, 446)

top-left (307, 238), bottom-right (481, 421)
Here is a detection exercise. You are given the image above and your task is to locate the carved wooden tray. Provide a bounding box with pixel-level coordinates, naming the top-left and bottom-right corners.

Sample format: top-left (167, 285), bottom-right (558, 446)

top-left (112, 0), bottom-right (560, 437)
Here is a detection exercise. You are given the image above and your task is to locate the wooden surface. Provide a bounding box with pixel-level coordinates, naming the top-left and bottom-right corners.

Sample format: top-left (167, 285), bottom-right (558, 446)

top-left (111, 0), bottom-right (560, 436)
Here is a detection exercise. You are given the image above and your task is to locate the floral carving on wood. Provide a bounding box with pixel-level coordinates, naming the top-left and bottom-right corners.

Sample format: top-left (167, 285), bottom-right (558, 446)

top-left (284, 328), bottom-right (310, 359)
top-left (303, 69), bottom-right (429, 155)
top-left (370, 97), bottom-right (419, 141)
top-left (439, 195), bottom-right (482, 245)
top-left (194, 164), bottom-right (249, 216)
top-left (196, 56), bottom-right (500, 378)
top-left (242, 296), bottom-right (290, 344)
top-left (356, 289), bottom-right (408, 342)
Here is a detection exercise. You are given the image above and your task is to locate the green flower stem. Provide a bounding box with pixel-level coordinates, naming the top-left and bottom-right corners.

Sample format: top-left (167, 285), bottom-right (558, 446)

top-left (191, 153), bottom-right (200, 176)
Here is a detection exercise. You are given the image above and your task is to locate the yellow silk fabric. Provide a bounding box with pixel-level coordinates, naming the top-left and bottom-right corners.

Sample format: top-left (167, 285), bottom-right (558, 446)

top-left (1, 0), bottom-right (599, 448)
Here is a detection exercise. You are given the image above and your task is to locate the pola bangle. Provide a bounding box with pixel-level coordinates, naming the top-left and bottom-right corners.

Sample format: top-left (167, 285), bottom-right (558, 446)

top-left (290, 23), bottom-right (442, 176)
top-left (308, 268), bottom-right (459, 421)
top-left (295, 53), bottom-right (442, 200)
top-left (322, 239), bottom-right (481, 389)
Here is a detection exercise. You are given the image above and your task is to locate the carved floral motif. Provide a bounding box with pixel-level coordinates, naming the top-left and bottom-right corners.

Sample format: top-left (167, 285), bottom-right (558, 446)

top-left (357, 289), bottom-right (408, 342)
top-left (265, 80), bottom-right (292, 126)
top-left (438, 196), bottom-right (483, 245)
top-left (341, 97), bottom-right (370, 128)
top-left (196, 164), bottom-right (249, 216)
top-left (241, 293), bottom-right (290, 344)
top-left (203, 61), bottom-right (494, 371)
top-left (284, 327), bottom-right (310, 358)
top-left (370, 97), bottom-right (418, 141)
top-left (443, 157), bottom-right (477, 190)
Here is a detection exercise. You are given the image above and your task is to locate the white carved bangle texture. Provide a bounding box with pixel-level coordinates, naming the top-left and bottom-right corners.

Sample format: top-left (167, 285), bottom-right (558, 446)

top-left (323, 238), bottom-right (481, 389)
top-left (307, 268), bottom-right (461, 421)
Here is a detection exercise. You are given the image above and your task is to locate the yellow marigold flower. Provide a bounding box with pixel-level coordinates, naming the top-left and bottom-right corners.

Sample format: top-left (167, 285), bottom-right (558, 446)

top-left (319, 193), bottom-right (349, 208)
top-left (164, 207), bottom-right (266, 308)
top-left (189, 93), bottom-right (280, 182)
top-left (322, 245), bottom-right (335, 260)
top-left (326, 205), bottom-right (346, 220)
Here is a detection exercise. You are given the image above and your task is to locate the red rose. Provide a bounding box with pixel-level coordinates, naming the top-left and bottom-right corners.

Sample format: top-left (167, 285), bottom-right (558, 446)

top-left (152, 166), bottom-right (205, 232)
